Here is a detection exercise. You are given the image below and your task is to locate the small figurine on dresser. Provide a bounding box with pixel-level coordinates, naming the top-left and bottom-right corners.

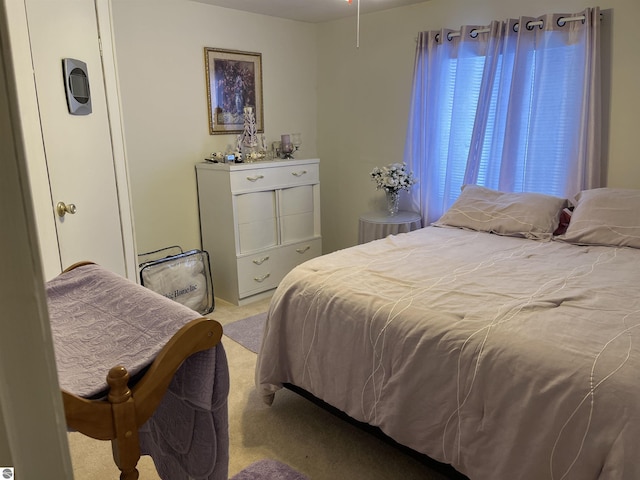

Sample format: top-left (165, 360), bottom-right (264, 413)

top-left (239, 106), bottom-right (266, 162)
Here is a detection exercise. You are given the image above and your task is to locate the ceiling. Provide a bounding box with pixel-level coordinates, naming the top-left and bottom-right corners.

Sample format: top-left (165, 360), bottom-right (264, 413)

top-left (191, 0), bottom-right (428, 24)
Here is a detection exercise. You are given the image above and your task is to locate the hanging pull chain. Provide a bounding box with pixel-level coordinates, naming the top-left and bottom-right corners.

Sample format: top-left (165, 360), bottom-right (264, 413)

top-left (357, 0), bottom-right (360, 48)
top-left (346, 0), bottom-right (361, 48)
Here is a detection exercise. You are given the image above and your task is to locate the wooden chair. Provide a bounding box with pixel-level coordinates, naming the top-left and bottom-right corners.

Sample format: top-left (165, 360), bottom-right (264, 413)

top-left (56, 262), bottom-right (223, 480)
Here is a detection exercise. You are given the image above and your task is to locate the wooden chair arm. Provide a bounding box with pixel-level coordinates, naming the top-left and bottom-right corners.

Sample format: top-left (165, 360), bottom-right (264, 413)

top-left (132, 317), bottom-right (223, 426)
top-left (62, 391), bottom-right (115, 440)
top-left (62, 260), bottom-right (96, 272)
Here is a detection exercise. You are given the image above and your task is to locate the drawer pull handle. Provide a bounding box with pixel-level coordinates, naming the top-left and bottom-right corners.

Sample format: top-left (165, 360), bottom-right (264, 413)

top-left (254, 273), bottom-right (271, 283)
top-left (291, 170), bottom-right (307, 177)
top-left (296, 245), bottom-right (311, 254)
top-left (252, 256), bottom-right (270, 265)
top-left (246, 174), bottom-right (265, 182)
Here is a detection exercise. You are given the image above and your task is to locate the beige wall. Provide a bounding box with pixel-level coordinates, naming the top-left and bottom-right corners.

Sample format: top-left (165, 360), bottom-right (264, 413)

top-left (111, 1), bottom-right (318, 255)
top-left (318, 0), bottom-right (640, 252)
top-left (113, 0), bottom-right (640, 257)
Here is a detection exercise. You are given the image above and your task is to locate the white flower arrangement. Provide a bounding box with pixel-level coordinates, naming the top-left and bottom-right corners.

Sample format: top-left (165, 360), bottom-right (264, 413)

top-left (370, 162), bottom-right (417, 193)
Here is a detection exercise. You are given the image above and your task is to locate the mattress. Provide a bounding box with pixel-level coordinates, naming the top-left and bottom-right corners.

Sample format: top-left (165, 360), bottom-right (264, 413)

top-left (256, 226), bottom-right (640, 480)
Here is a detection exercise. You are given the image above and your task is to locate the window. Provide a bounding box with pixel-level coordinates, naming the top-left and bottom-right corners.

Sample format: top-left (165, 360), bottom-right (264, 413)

top-left (404, 11), bottom-right (602, 224)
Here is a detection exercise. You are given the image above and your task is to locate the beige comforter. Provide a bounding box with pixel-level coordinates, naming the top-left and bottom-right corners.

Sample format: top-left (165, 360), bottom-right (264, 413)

top-left (256, 227), bottom-right (640, 480)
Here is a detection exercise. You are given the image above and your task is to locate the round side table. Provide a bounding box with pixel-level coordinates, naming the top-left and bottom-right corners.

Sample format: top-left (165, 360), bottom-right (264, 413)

top-left (358, 210), bottom-right (422, 244)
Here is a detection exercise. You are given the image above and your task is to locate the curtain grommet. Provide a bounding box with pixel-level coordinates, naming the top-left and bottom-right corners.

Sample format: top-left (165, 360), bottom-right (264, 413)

top-left (525, 21), bottom-right (544, 30)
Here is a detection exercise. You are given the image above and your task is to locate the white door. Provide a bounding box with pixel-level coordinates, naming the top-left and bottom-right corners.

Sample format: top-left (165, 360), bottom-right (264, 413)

top-left (25, 0), bottom-right (127, 276)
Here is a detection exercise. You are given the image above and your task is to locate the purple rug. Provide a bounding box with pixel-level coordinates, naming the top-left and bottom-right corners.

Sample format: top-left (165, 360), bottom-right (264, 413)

top-left (222, 312), bottom-right (267, 353)
top-left (231, 459), bottom-right (309, 480)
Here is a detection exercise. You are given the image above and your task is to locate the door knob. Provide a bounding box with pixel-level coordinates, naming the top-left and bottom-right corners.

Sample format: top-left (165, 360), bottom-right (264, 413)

top-left (56, 201), bottom-right (77, 217)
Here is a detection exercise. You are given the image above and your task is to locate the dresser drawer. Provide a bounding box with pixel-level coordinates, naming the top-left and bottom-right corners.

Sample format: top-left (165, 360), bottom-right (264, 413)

top-left (280, 238), bottom-right (322, 272)
top-left (236, 238), bottom-right (321, 298)
top-left (236, 250), bottom-right (282, 297)
top-left (230, 163), bottom-right (319, 193)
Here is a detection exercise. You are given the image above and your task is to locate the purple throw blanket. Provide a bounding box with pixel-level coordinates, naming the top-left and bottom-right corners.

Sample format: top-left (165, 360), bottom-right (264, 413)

top-left (47, 263), bottom-right (229, 480)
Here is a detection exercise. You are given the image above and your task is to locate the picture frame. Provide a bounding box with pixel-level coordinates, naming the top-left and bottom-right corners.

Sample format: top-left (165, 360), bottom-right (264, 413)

top-left (204, 47), bottom-right (264, 135)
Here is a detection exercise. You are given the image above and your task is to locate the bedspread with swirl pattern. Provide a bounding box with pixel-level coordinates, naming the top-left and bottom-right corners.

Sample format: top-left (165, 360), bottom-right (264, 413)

top-left (256, 227), bottom-right (640, 480)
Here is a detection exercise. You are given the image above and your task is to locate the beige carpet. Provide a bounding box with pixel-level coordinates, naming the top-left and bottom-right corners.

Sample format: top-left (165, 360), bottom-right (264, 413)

top-left (68, 296), bottom-right (452, 480)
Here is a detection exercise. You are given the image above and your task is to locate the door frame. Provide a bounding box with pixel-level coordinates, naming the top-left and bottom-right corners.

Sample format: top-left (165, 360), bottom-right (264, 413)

top-left (95, 0), bottom-right (138, 280)
top-left (0, 0), bottom-right (74, 475)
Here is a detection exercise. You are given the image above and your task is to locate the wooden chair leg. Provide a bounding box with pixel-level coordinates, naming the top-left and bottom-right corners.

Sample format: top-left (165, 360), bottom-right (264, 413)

top-left (111, 436), bottom-right (140, 480)
top-left (108, 366), bottom-right (141, 480)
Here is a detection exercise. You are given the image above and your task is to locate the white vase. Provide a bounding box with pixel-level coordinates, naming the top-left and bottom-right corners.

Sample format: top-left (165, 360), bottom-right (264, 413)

top-left (386, 190), bottom-right (399, 216)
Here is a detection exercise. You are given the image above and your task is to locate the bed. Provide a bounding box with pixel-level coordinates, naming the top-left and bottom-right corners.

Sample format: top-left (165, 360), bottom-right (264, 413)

top-left (256, 186), bottom-right (640, 480)
top-left (47, 262), bottom-right (229, 480)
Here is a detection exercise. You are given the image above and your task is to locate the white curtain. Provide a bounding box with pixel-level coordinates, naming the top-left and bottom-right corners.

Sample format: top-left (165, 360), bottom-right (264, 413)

top-left (403, 8), bottom-right (602, 224)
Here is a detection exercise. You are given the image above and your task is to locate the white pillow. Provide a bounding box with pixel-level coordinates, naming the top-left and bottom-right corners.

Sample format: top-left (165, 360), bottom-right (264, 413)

top-left (560, 187), bottom-right (640, 248)
top-left (433, 184), bottom-right (567, 240)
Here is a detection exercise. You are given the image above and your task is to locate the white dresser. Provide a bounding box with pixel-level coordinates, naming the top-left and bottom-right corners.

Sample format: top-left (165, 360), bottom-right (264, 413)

top-left (196, 158), bottom-right (321, 305)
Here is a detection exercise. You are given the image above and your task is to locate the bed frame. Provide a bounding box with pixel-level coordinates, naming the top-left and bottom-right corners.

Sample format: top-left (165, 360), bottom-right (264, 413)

top-left (58, 262), bottom-right (223, 480)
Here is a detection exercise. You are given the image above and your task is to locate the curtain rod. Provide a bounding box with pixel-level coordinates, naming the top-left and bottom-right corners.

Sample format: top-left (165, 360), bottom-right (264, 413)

top-left (446, 14), bottom-right (587, 40)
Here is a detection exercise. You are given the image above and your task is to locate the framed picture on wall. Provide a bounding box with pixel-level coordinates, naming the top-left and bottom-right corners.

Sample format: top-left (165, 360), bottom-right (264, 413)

top-left (204, 47), bottom-right (264, 135)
